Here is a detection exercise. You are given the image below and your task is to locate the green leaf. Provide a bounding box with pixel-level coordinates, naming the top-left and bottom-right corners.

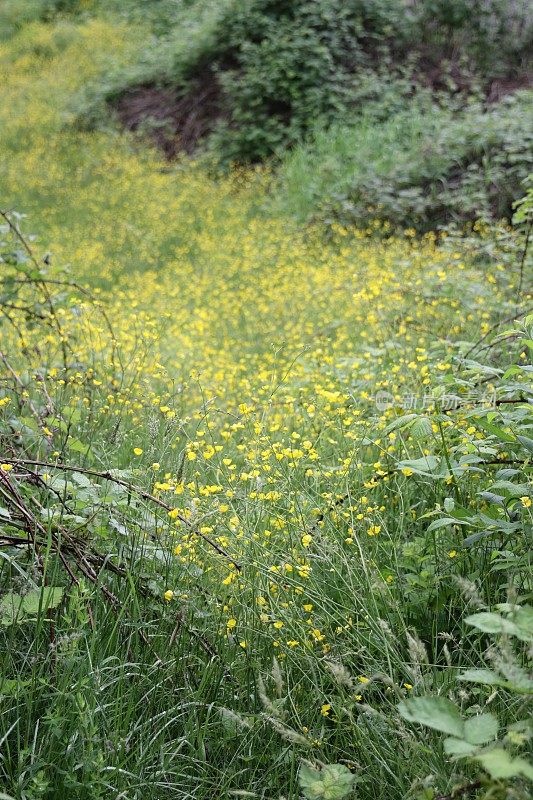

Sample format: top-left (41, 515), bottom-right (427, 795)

top-left (21, 587), bottom-right (64, 615)
top-left (472, 418), bottom-right (516, 443)
top-left (491, 481), bottom-right (532, 497)
top-left (384, 414), bottom-right (418, 434)
top-left (463, 713), bottom-right (498, 745)
top-left (70, 472), bottom-right (94, 488)
top-left (427, 517), bottom-right (471, 532)
top-left (299, 763), bottom-right (356, 800)
top-left (517, 435), bottom-right (533, 454)
top-left (397, 456), bottom-right (440, 476)
top-left (479, 491), bottom-right (505, 508)
top-left (398, 697), bottom-right (464, 738)
top-left (463, 530), bottom-right (496, 547)
top-left (443, 737), bottom-right (477, 756)
top-left (410, 417), bottom-right (433, 440)
top-left (476, 748), bottom-right (533, 781)
top-left (502, 365), bottom-right (522, 379)
top-left (0, 593), bottom-right (23, 626)
top-left (514, 606), bottom-right (533, 636)
top-left (66, 437), bottom-right (90, 454)
top-left (299, 764), bottom-right (325, 799)
top-left (0, 587), bottom-right (64, 626)
top-left (321, 765), bottom-right (357, 800)
top-left (458, 668), bottom-right (506, 687)
top-left (464, 612), bottom-right (523, 638)
top-left (0, 678), bottom-right (30, 696)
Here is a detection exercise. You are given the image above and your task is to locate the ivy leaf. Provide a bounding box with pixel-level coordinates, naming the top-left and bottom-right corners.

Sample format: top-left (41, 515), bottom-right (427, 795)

top-left (398, 697), bottom-right (464, 738)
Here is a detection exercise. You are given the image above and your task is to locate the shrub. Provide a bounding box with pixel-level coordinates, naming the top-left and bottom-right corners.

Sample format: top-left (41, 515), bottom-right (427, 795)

top-left (276, 90), bottom-right (533, 230)
top-left (204, 0), bottom-right (404, 162)
top-left (75, 0), bottom-right (532, 163)
top-left (413, 0), bottom-right (533, 81)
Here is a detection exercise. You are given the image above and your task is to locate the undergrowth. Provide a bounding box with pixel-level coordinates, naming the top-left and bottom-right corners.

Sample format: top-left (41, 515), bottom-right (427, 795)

top-left (275, 89), bottom-right (533, 231)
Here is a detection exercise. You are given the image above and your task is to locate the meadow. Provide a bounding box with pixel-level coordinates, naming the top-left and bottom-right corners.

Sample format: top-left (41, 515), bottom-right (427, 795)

top-left (0, 7), bottom-right (532, 800)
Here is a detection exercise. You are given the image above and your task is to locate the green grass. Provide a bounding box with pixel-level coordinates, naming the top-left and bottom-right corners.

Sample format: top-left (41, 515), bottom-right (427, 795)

top-left (0, 8), bottom-right (532, 800)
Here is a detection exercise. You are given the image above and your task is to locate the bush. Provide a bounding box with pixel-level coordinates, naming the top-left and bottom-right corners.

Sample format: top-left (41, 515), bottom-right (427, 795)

top-left (75, 0), bottom-right (532, 163)
top-left (204, 0), bottom-right (403, 162)
top-left (413, 0), bottom-right (533, 81)
top-left (276, 90), bottom-right (533, 230)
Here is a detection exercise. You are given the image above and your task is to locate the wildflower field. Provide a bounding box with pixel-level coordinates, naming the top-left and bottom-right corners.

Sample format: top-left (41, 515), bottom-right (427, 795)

top-left (0, 8), bottom-right (532, 800)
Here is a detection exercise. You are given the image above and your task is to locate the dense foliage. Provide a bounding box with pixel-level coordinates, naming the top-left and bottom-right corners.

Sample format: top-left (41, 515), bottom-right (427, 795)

top-left (63, 0), bottom-right (533, 227)
top-left (0, 6), bottom-right (532, 800)
top-left (277, 89), bottom-right (533, 230)
top-left (72, 0), bottom-right (531, 161)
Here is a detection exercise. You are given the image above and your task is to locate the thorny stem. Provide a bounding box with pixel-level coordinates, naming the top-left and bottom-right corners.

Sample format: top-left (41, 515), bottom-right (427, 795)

top-left (1, 458), bottom-right (240, 569)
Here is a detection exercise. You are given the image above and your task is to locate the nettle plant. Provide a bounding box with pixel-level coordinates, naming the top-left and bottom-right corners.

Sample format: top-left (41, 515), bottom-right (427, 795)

top-left (298, 762), bottom-right (357, 800)
top-left (424, 314), bottom-right (532, 583)
top-left (399, 602), bottom-right (533, 797)
top-left (388, 313), bottom-right (533, 797)
top-left (386, 309), bottom-right (532, 577)
top-left (295, 313), bottom-right (533, 800)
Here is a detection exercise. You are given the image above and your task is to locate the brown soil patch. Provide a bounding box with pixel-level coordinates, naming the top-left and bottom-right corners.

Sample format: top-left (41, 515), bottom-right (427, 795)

top-left (112, 61), bottom-right (531, 160)
top-left (486, 74), bottom-right (533, 103)
top-left (113, 70), bottom-right (223, 158)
